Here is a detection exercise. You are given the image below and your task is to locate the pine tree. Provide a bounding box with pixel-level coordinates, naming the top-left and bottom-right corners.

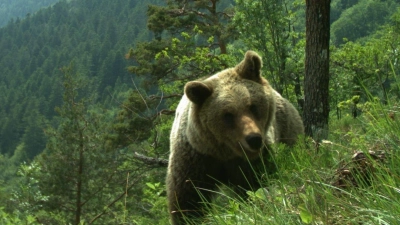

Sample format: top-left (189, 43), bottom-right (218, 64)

top-left (126, 0), bottom-right (236, 89)
top-left (35, 65), bottom-right (124, 224)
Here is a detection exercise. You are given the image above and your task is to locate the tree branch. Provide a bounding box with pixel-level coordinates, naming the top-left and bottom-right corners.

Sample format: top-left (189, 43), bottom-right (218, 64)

top-left (148, 94), bottom-right (182, 100)
top-left (133, 152), bottom-right (168, 167)
top-left (89, 175), bottom-right (144, 224)
top-left (158, 109), bottom-right (175, 116)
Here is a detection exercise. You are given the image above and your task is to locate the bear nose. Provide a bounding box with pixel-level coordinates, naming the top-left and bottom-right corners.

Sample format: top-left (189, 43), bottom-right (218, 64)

top-left (245, 134), bottom-right (263, 150)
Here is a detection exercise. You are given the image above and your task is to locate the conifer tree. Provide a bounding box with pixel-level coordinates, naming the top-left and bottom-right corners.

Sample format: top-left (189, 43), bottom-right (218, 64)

top-left (126, 0), bottom-right (236, 89)
top-left (35, 65), bottom-right (125, 224)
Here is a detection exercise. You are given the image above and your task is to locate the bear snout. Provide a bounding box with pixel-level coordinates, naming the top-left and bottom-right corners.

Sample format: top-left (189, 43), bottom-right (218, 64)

top-left (245, 133), bottom-right (263, 150)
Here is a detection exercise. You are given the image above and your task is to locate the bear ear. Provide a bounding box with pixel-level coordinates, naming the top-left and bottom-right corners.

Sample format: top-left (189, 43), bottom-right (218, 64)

top-left (185, 81), bottom-right (213, 105)
top-left (235, 51), bottom-right (263, 83)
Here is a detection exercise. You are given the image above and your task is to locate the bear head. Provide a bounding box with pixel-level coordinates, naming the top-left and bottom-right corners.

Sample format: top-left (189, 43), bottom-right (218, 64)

top-left (184, 51), bottom-right (276, 160)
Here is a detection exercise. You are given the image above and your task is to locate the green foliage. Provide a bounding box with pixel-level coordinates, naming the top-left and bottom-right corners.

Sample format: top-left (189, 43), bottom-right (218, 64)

top-left (31, 65), bottom-right (131, 224)
top-left (127, 0), bottom-right (237, 90)
top-left (331, 7), bottom-right (400, 118)
top-left (108, 89), bottom-right (155, 148)
top-left (330, 0), bottom-right (359, 24)
top-left (137, 182), bottom-right (169, 224)
top-left (234, 0), bottom-right (292, 91)
top-left (146, 0), bottom-right (236, 50)
top-left (2, 0), bottom-right (400, 224)
top-left (154, 29), bottom-right (236, 88)
top-left (233, 0), bottom-right (305, 108)
top-left (0, 0), bottom-right (156, 157)
top-left (0, 207), bottom-right (39, 225)
top-left (0, 0), bottom-right (59, 27)
top-left (11, 162), bottom-right (48, 216)
top-left (331, 0), bottom-right (399, 45)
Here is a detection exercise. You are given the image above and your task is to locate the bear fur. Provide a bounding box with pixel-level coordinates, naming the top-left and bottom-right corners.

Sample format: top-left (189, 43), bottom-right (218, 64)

top-left (166, 51), bottom-right (304, 224)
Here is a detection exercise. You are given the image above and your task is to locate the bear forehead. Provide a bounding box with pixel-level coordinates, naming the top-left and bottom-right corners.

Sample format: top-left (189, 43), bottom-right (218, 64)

top-left (215, 72), bottom-right (266, 95)
top-left (212, 82), bottom-right (269, 109)
top-left (214, 68), bottom-right (241, 82)
top-left (203, 68), bottom-right (270, 104)
top-left (217, 84), bottom-right (259, 99)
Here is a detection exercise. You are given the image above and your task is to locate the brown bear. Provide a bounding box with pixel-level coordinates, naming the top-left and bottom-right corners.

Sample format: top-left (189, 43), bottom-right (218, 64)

top-left (166, 51), bottom-right (304, 224)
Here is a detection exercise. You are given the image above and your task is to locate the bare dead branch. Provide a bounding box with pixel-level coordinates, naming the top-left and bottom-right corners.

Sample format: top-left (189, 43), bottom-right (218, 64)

top-left (158, 109), bottom-right (175, 116)
top-left (148, 94), bottom-right (182, 101)
top-left (216, 11), bottom-right (234, 18)
top-left (133, 152), bottom-right (168, 167)
top-left (89, 175), bottom-right (144, 224)
top-left (131, 76), bottom-right (150, 111)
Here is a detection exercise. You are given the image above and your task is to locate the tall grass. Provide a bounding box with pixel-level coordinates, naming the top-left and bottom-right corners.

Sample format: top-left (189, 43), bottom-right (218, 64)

top-left (193, 101), bottom-right (400, 224)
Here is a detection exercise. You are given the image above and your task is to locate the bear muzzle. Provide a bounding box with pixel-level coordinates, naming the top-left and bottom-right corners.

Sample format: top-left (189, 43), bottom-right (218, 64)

top-left (245, 133), bottom-right (263, 150)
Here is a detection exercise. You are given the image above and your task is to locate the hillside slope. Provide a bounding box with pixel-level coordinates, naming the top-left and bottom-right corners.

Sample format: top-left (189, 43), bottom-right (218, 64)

top-left (0, 0), bottom-right (61, 27)
top-left (0, 0), bottom-right (159, 157)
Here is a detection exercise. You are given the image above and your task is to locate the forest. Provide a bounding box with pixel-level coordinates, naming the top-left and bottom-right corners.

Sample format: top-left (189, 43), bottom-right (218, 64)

top-left (1, 0), bottom-right (400, 224)
top-left (0, 0), bottom-right (60, 27)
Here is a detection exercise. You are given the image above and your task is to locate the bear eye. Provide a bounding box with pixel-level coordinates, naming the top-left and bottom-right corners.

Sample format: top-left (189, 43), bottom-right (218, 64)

top-left (223, 113), bottom-right (235, 128)
top-left (250, 104), bottom-right (260, 119)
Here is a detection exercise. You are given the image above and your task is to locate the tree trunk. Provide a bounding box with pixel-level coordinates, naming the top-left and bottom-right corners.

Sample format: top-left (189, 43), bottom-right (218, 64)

top-left (75, 130), bottom-right (84, 225)
top-left (303, 0), bottom-right (330, 141)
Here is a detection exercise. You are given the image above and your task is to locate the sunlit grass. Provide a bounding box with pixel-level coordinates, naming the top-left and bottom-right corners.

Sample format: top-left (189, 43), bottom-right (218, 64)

top-left (189, 100), bottom-right (400, 225)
